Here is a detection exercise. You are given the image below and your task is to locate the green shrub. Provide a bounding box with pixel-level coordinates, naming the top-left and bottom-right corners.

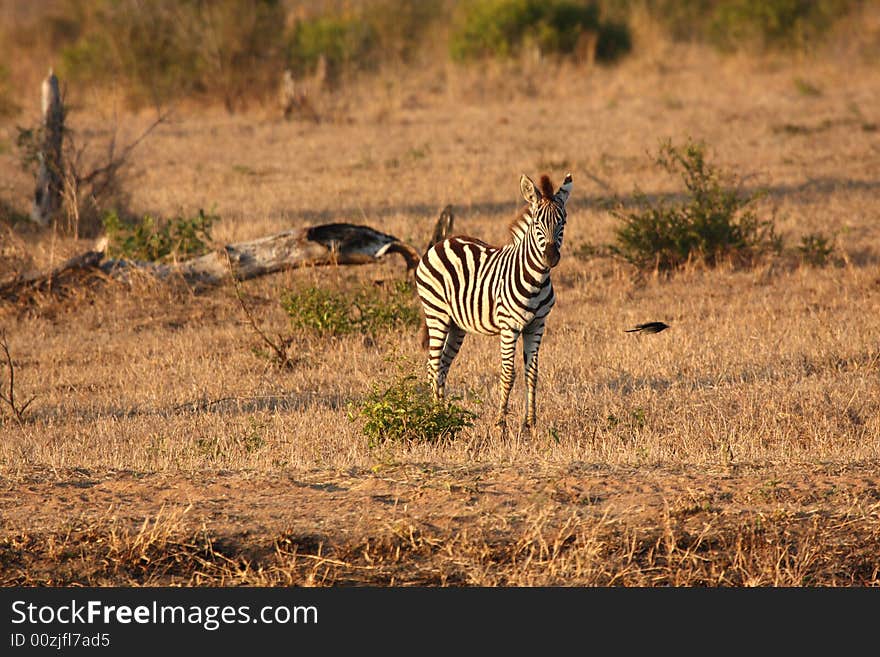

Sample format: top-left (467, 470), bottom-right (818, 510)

top-left (709, 0), bottom-right (856, 51)
top-left (609, 139), bottom-right (781, 271)
top-left (797, 232), bottom-right (834, 266)
top-left (286, 1), bottom-right (444, 80)
top-left (450, 0), bottom-right (631, 63)
top-left (60, 1), bottom-right (200, 108)
top-left (360, 0), bottom-right (446, 64)
top-left (60, 0), bottom-right (286, 110)
top-left (643, 0), bottom-right (716, 42)
top-left (793, 77), bottom-right (823, 97)
top-left (281, 280), bottom-right (421, 337)
top-left (643, 0), bottom-right (858, 52)
top-left (595, 18), bottom-right (633, 61)
top-left (351, 366), bottom-right (477, 445)
top-left (287, 14), bottom-right (377, 79)
top-left (102, 209), bottom-right (218, 262)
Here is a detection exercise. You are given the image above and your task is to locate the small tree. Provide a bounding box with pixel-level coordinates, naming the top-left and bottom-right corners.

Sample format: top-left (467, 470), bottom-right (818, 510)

top-left (18, 70), bottom-right (169, 237)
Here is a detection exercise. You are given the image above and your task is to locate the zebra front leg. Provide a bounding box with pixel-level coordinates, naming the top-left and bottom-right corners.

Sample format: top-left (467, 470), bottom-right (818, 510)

top-left (496, 328), bottom-right (520, 435)
top-left (521, 328), bottom-right (543, 435)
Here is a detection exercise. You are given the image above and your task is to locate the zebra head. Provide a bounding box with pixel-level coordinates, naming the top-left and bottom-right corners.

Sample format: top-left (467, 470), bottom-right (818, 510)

top-left (520, 172), bottom-right (572, 269)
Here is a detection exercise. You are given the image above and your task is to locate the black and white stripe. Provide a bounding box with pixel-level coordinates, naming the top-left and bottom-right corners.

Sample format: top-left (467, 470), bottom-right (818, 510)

top-left (415, 173), bottom-right (572, 434)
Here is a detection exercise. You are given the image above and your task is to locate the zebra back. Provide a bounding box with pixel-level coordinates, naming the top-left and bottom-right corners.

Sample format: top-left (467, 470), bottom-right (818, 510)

top-left (416, 172), bottom-right (571, 340)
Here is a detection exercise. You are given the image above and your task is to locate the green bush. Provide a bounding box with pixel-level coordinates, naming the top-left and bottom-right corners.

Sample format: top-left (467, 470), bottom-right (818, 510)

top-left (102, 209), bottom-right (218, 262)
top-left (709, 0), bottom-right (856, 51)
top-left (281, 281), bottom-right (421, 337)
top-left (360, 0), bottom-right (446, 64)
top-left (609, 139), bottom-right (780, 271)
top-left (60, 1), bottom-right (200, 108)
top-left (60, 0), bottom-right (286, 110)
top-left (797, 232), bottom-right (834, 266)
top-left (351, 366), bottom-right (477, 446)
top-left (595, 18), bottom-right (633, 61)
top-left (450, 0), bottom-right (631, 63)
top-left (287, 14), bottom-right (377, 79)
top-left (643, 0), bottom-right (857, 52)
top-left (286, 1), bottom-right (444, 80)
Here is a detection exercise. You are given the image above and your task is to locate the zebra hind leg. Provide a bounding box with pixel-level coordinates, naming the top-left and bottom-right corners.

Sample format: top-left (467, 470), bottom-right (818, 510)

top-left (424, 318), bottom-right (453, 400)
top-left (439, 324), bottom-right (466, 398)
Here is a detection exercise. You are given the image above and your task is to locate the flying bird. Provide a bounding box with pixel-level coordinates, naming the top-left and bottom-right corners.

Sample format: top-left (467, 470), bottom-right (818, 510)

top-left (625, 322), bottom-right (669, 334)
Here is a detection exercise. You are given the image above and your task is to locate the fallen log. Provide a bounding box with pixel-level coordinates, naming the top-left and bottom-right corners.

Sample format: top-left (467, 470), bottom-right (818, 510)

top-left (1, 208), bottom-right (454, 304)
top-left (118, 222), bottom-right (424, 287)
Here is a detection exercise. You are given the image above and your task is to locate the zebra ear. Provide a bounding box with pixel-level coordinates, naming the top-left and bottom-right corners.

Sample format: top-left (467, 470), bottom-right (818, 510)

top-left (520, 174), bottom-right (541, 205)
top-left (555, 173), bottom-right (573, 205)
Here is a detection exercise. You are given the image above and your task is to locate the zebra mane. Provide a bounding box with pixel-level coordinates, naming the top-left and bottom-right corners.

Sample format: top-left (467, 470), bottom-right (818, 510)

top-left (539, 175), bottom-right (555, 200)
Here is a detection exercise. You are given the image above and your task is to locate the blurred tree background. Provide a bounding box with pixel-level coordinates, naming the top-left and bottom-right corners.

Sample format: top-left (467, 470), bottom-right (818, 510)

top-left (0, 0), bottom-right (872, 115)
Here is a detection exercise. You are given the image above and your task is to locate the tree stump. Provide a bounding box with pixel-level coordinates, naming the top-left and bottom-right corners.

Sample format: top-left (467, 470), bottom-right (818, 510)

top-left (30, 69), bottom-right (65, 227)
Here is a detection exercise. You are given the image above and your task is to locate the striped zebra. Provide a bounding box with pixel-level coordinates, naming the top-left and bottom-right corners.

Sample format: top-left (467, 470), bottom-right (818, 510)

top-left (415, 172), bottom-right (572, 435)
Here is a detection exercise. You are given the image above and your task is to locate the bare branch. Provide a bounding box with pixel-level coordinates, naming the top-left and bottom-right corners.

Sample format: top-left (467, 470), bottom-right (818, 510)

top-left (224, 251), bottom-right (295, 370)
top-left (77, 108), bottom-right (171, 190)
top-left (0, 332), bottom-right (36, 425)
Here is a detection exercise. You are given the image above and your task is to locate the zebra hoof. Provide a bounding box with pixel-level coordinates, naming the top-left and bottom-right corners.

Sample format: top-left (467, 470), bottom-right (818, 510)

top-left (519, 422), bottom-right (534, 439)
top-left (494, 417), bottom-right (508, 439)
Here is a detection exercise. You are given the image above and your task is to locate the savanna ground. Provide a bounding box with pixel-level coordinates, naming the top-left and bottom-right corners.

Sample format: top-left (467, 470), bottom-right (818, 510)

top-left (2, 33), bottom-right (880, 585)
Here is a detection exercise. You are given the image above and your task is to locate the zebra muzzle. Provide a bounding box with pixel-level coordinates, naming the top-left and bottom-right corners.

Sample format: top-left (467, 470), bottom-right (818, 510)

top-left (545, 244), bottom-right (561, 268)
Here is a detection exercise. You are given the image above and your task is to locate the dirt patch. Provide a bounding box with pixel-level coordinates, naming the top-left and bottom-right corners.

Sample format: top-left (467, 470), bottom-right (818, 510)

top-left (2, 462), bottom-right (878, 586)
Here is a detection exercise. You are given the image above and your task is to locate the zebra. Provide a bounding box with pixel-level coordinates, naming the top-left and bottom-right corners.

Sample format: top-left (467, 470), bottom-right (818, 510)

top-left (415, 172), bottom-right (572, 435)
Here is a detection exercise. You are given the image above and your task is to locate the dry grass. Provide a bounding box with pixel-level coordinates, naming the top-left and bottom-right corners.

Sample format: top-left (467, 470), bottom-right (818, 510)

top-left (1, 42), bottom-right (879, 585)
top-left (2, 464), bottom-right (878, 586)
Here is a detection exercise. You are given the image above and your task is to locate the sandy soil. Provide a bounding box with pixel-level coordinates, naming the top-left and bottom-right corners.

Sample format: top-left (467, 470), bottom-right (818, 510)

top-left (3, 461), bottom-right (878, 585)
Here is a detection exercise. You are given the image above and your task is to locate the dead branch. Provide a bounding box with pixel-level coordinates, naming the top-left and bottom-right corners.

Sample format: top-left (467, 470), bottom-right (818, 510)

top-left (225, 251), bottom-right (295, 370)
top-left (75, 108), bottom-right (170, 192)
top-left (0, 332), bottom-right (35, 425)
top-left (62, 107), bottom-right (171, 236)
top-left (0, 249), bottom-right (107, 304)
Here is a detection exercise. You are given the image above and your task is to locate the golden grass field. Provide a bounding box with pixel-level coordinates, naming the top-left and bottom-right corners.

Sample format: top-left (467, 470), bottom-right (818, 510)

top-left (1, 39), bottom-right (879, 585)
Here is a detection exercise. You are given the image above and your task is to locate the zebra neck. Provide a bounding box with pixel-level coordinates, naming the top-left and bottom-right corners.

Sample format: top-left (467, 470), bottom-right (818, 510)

top-left (514, 228), bottom-right (551, 283)
top-left (508, 210), bottom-right (531, 244)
